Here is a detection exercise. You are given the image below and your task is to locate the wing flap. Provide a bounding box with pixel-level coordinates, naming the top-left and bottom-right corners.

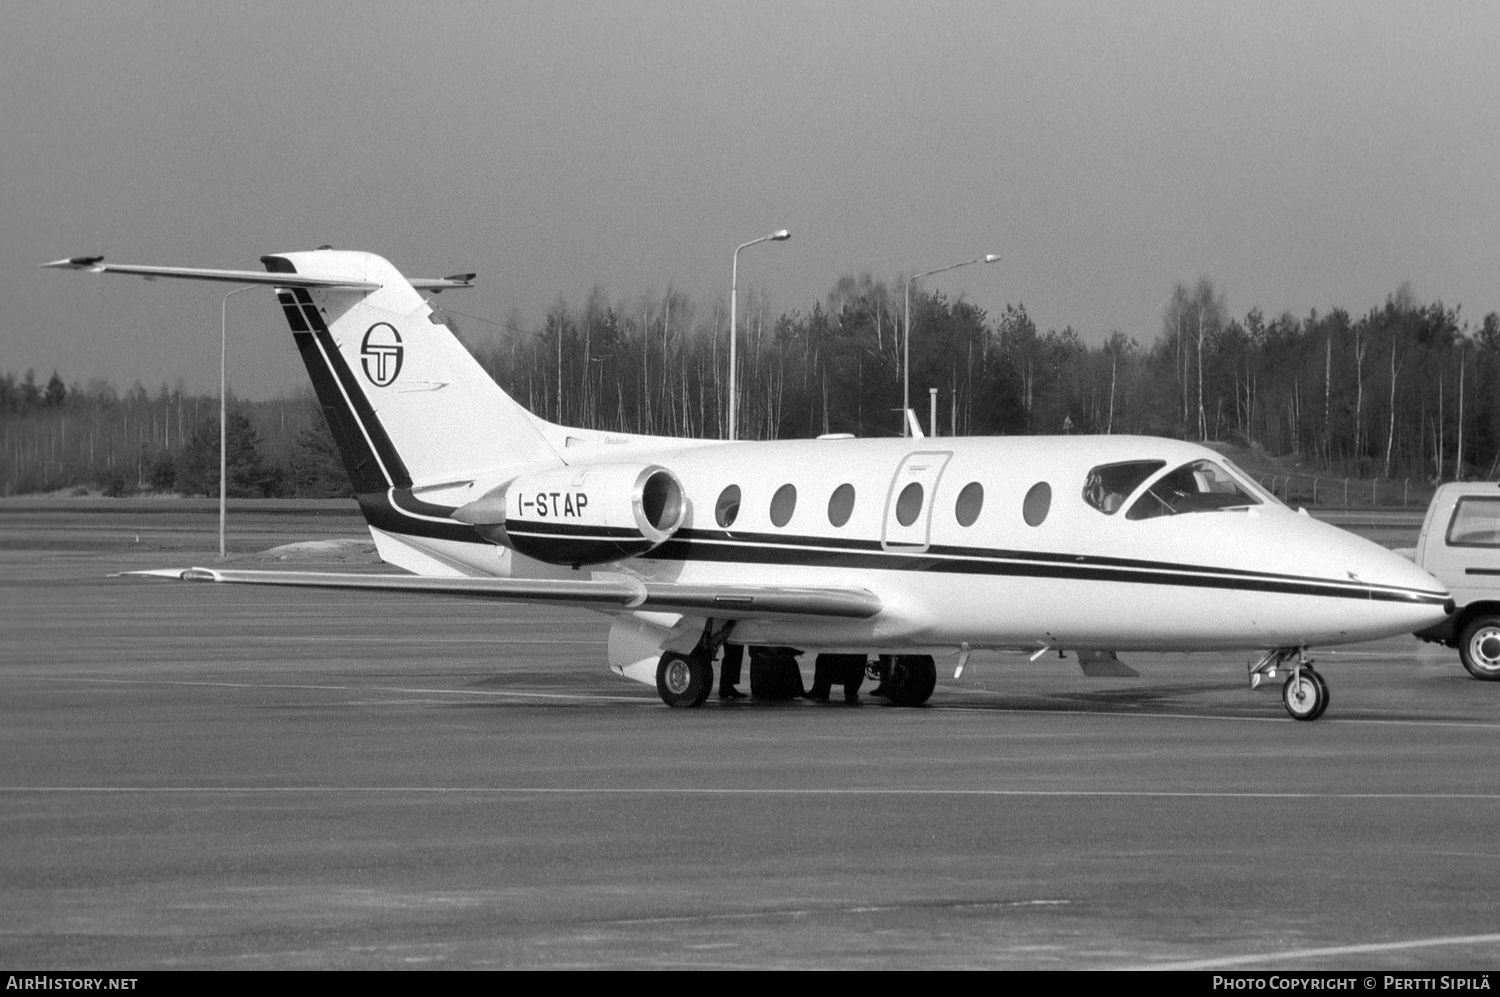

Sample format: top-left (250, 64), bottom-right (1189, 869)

top-left (117, 568), bottom-right (882, 619)
top-left (118, 567), bottom-right (645, 607)
top-left (640, 583), bottom-right (881, 619)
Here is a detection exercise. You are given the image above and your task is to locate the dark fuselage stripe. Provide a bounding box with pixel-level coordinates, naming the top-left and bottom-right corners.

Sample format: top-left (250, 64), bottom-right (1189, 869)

top-left (369, 499), bottom-right (1444, 606)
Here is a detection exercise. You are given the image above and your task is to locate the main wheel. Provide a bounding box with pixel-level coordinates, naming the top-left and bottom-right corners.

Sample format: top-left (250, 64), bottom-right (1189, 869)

top-left (883, 654), bottom-right (937, 707)
top-left (1282, 669), bottom-right (1329, 721)
top-left (1458, 615), bottom-right (1500, 680)
top-left (656, 651), bottom-right (712, 708)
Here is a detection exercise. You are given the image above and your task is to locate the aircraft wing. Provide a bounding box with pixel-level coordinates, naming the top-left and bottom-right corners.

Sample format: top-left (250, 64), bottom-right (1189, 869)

top-left (120, 568), bottom-right (883, 620)
top-left (40, 256), bottom-right (474, 292)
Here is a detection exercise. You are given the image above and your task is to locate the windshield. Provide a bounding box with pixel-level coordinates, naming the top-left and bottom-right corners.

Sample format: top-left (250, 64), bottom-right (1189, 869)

top-left (1126, 459), bottom-right (1262, 521)
top-left (1083, 460), bottom-right (1166, 515)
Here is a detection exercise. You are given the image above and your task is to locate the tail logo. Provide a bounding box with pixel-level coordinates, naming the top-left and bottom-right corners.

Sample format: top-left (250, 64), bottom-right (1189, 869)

top-left (360, 323), bottom-right (404, 387)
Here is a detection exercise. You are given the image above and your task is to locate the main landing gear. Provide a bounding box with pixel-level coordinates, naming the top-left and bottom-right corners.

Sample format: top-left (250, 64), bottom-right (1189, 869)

top-left (1249, 647), bottom-right (1330, 721)
top-left (868, 654), bottom-right (937, 707)
top-left (655, 619), bottom-right (734, 708)
top-left (653, 619), bottom-right (940, 709)
top-left (656, 650), bottom-right (713, 708)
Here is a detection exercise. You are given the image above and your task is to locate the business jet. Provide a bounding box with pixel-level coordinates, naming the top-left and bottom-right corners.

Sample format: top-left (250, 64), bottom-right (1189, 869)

top-left (43, 249), bottom-right (1452, 720)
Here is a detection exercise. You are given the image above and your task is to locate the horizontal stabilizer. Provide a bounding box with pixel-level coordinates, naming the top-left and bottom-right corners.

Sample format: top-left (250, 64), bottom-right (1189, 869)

top-left (1075, 649), bottom-right (1140, 677)
top-left (117, 568), bottom-right (882, 620)
top-left (40, 256), bottom-right (474, 292)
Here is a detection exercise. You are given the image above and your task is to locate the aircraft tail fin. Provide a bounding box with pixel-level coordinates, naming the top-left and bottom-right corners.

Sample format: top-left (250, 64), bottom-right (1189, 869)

top-left (262, 250), bottom-right (563, 499)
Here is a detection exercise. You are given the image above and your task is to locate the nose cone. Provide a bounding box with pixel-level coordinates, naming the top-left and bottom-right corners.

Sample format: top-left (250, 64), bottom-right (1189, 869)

top-left (1330, 522), bottom-right (1452, 633)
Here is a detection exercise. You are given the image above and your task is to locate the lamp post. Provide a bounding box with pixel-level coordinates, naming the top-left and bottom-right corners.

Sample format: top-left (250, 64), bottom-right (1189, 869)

top-left (219, 285), bottom-right (257, 559)
top-left (903, 253), bottom-right (1000, 436)
top-left (728, 229), bottom-right (791, 441)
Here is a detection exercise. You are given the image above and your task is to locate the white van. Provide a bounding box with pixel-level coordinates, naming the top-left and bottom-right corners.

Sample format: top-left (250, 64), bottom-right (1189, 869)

top-left (1413, 482), bottom-right (1500, 679)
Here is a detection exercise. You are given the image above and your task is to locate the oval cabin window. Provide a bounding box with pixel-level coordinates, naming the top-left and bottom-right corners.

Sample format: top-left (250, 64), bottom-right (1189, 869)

top-left (770, 484), bottom-right (797, 527)
top-left (715, 485), bottom-right (741, 528)
top-left (827, 483), bottom-right (855, 527)
top-left (895, 482), bottom-right (925, 527)
top-left (955, 482), bottom-right (984, 527)
top-left (1023, 481), bottom-right (1052, 527)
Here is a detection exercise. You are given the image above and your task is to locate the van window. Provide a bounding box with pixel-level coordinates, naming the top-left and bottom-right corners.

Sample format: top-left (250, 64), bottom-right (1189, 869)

top-left (770, 484), bottom-right (797, 527)
top-left (1126, 459), bottom-right (1261, 521)
top-left (1447, 497), bottom-right (1500, 547)
top-left (1083, 461), bottom-right (1164, 514)
top-left (827, 483), bottom-right (855, 527)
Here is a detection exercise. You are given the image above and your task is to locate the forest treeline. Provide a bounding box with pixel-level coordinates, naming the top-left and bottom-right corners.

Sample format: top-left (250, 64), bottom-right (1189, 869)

top-left (5, 274), bottom-right (1499, 497)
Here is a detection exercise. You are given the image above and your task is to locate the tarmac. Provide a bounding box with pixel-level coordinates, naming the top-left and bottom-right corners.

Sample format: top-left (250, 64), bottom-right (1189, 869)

top-left (3, 500), bottom-right (1499, 969)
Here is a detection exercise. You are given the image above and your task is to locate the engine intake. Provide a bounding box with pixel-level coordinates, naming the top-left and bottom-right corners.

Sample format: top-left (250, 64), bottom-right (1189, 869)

top-left (454, 463), bottom-right (686, 566)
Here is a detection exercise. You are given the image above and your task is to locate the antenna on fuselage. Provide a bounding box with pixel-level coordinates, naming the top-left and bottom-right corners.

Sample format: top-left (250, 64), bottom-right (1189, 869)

top-left (903, 409), bottom-right (925, 439)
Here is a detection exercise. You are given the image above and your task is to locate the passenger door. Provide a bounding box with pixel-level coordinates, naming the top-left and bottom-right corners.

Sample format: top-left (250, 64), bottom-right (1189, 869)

top-left (882, 451), bottom-right (952, 551)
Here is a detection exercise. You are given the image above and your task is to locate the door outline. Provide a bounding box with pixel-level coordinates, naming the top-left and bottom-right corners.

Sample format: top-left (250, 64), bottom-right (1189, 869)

top-left (882, 451), bottom-right (952, 552)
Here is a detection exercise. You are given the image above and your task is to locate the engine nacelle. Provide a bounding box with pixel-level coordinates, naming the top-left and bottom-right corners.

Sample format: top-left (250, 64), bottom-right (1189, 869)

top-left (454, 463), bottom-right (686, 566)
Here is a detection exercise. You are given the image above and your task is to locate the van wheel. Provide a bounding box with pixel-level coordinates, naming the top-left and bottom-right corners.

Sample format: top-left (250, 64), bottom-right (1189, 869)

top-left (1459, 616), bottom-right (1500, 680)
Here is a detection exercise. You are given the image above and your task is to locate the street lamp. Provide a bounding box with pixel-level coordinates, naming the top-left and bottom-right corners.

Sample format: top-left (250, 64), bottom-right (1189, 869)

top-left (728, 229), bottom-right (791, 441)
top-left (903, 253), bottom-right (1000, 436)
top-left (219, 285), bottom-right (258, 559)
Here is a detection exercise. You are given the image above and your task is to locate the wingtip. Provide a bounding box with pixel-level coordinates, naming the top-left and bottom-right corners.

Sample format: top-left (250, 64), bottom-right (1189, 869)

top-left (110, 566), bottom-right (221, 582)
top-left (40, 254), bottom-right (105, 269)
top-left (40, 255), bottom-right (105, 271)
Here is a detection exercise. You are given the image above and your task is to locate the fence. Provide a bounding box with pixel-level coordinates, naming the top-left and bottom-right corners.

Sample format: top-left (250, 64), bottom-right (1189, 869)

top-left (1253, 474), bottom-right (1438, 510)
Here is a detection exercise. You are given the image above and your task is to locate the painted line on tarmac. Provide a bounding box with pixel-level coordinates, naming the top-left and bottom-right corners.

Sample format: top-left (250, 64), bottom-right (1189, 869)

top-left (22, 636), bottom-right (608, 645)
top-left (11, 675), bottom-right (651, 703)
top-left (377, 686), bottom-right (651, 703)
top-left (6, 787), bottom-right (1500, 800)
top-left (944, 703), bottom-right (1500, 730)
top-left (1136, 930), bottom-right (1500, 970)
top-left (13, 676), bottom-right (1500, 726)
top-left (605, 897), bottom-right (1071, 927)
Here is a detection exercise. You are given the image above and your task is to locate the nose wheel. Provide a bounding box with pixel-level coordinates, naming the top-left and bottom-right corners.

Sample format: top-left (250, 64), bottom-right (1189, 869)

top-left (1281, 668), bottom-right (1329, 721)
top-left (1250, 648), bottom-right (1330, 721)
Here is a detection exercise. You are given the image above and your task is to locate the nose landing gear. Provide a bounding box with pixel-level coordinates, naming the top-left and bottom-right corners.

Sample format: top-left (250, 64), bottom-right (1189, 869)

top-left (1250, 647), bottom-right (1330, 721)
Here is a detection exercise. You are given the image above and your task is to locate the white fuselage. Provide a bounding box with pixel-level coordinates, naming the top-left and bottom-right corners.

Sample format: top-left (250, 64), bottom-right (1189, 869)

top-left (372, 433), bottom-right (1450, 657)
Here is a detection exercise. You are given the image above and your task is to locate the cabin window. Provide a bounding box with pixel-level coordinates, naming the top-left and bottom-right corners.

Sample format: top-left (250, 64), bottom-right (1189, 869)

top-left (1083, 460), bottom-right (1165, 515)
top-left (770, 484), bottom-right (797, 527)
top-left (1023, 482), bottom-right (1051, 526)
top-left (1125, 459), bottom-right (1261, 521)
top-left (828, 483), bottom-right (856, 527)
top-left (955, 482), bottom-right (984, 527)
top-left (1447, 497), bottom-right (1500, 547)
top-left (715, 485), bottom-right (741, 528)
top-left (895, 482), bottom-right (925, 527)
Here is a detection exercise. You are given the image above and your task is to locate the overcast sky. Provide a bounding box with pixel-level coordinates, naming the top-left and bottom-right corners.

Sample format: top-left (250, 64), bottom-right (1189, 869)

top-left (5, 1), bottom-right (1499, 399)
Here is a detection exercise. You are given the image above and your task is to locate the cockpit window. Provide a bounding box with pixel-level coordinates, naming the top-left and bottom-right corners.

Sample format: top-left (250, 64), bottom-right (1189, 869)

top-left (1083, 461), bottom-right (1165, 515)
top-left (1125, 459), bottom-right (1261, 521)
